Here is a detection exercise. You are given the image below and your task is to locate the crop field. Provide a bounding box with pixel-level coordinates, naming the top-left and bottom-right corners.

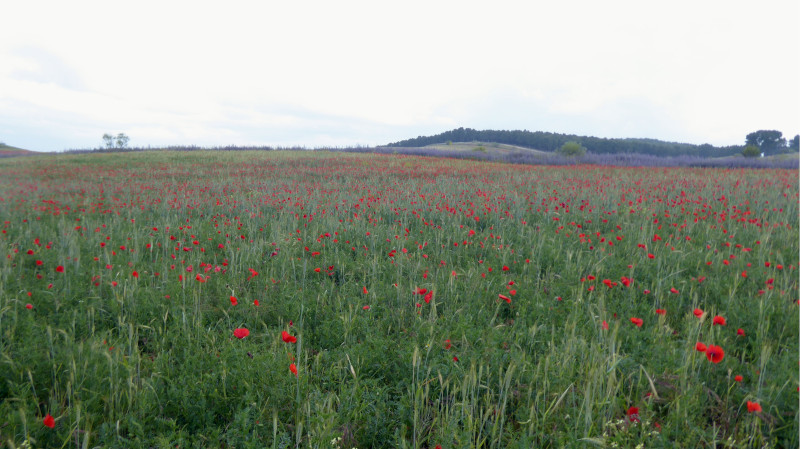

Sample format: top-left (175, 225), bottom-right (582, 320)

top-left (417, 142), bottom-right (549, 156)
top-left (0, 151), bottom-right (797, 448)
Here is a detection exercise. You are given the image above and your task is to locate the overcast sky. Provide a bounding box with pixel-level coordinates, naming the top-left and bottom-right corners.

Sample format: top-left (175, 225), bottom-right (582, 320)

top-left (1, 1), bottom-right (798, 152)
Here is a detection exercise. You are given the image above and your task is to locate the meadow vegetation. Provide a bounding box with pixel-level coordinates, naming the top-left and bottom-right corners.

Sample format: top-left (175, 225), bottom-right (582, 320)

top-left (0, 151), bottom-right (797, 448)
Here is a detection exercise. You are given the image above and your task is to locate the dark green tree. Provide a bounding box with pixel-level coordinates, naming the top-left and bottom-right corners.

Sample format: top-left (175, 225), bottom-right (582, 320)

top-left (741, 144), bottom-right (761, 158)
top-left (745, 130), bottom-right (786, 155)
top-left (558, 141), bottom-right (586, 157)
top-left (789, 135), bottom-right (799, 151)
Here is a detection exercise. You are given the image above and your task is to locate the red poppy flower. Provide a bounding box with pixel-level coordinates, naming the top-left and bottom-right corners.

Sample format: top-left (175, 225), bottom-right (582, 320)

top-left (233, 328), bottom-right (250, 339)
top-left (56, 265), bottom-right (64, 273)
top-left (363, 286), bottom-right (368, 295)
top-left (693, 308), bottom-right (704, 318)
top-left (362, 305), bottom-right (370, 310)
top-left (453, 356), bottom-right (459, 362)
top-left (601, 320), bottom-right (609, 330)
top-left (253, 299), bottom-right (260, 306)
top-left (712, 316), bottom-right (726, 326)
top-left (413, 287), bottom-right (427, 295)
top-left (669, 287), bottom-right (679, 294)
top-left (25, 303), bottom-right (33, 309)
top-left (289, 363), bottom-right (298, 376)
top-left (230, 296), bottom-right (238, 306)
top-left (424, 292), bottom-right (433, 303)
top-left (627, 406), bottom-right (640, 423)
top-left (737, 328), bottom-right (745, 336)
top-left (746, 401), bottom-right (762, 413)
top-left (706, 345), bottom-right (724, 363)
top-left (444, 339), bottom-right (451, 350)
top-left (630, 317), bottom-right (643, 327)
top-left (282, 331), bottom-right (297, 343)
top-left (734, 375), bottom-right (743, 382)
top-left (695, 342), bottom-right (707, 352)
top-left (655, 309), bottom-right (666, 316)
top-left (43, 414), bottom-right (55, 428)
top-left (498, 294), bottom-right (511, 303)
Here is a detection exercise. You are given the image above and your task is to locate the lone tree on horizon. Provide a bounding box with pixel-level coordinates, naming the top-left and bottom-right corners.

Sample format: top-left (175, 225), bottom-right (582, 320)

top-left (102, 133), bottom-right (130, 150)
top-left (115, 133), bottom-right (130, 149)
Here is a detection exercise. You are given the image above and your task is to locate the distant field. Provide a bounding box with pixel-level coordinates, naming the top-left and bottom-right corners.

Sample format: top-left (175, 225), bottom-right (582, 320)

top-left (422, 142), bottom-right (800, 161)
top-left (0, 151), bottom-right (797, 448)
top-left (769, 152), bottom-right (800, 160)
top-left (0, 144), bottom-right (34, 157)
top-left (421, 141), bottom-right (550, 156)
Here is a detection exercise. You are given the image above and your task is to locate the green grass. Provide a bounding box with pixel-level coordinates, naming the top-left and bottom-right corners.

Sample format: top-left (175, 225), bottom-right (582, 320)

top-left (0, 150), bottom-right (797, 448)
top-left (420, 141), bottom-right (549, 156)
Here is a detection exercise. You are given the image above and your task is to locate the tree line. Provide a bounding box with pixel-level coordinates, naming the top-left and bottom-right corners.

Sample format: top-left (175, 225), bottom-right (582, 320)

top-left (387, 128), bottom-right (799, 158)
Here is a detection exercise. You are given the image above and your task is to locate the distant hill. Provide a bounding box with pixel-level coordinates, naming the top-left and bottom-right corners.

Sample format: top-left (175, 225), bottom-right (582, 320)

top-left (387, 128), bottom-right (750, 158)
top-left (0, 143), bottom-right (35, 157)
